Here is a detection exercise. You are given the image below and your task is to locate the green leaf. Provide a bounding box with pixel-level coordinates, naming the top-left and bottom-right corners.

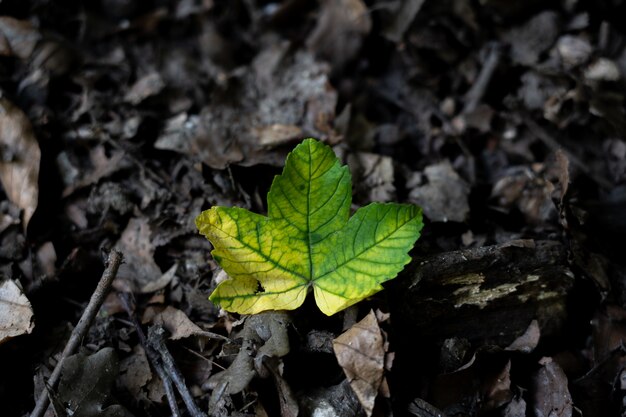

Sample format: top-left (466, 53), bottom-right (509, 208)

top-left (196, 139), bottom-right (423, 315)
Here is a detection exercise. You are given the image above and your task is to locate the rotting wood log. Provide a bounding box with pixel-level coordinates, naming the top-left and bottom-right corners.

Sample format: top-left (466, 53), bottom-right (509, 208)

top-left (391, 240), bottom-right (574, 350)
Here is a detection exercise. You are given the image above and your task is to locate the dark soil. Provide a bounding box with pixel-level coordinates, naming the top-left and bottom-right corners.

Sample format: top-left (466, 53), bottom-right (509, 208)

top-left (1, 1), bottom-right (626, 416)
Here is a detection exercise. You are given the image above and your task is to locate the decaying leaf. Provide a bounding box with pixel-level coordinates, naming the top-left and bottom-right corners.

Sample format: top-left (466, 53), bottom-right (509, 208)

top-left (491, 166), bottom-right (558, 226)
top-left (0, 98), bottom-right (41, 229)
top-left (197, 139), bottom-right (423, 316)
top-left (332, 310), bottom-right (385, 417)
top-left (348, 151), bottom-right (396, 203)
top-left (143, 305), bottom-right (211, 340)
top-left (207, 312), bottom-right (290, 400)
top-left (114, 217), bottom-right (166, 293)
top-left (530, 358), bottom-right (572, 417)
top-left (158, 49), bottom-right (338, 169)
top-left (0, 279), bottom-right (34, 344)
top-left (118, 345), bottom-right (152, 399)
top-left (503, 11), bottom-right (560, 66)
top-left (0, 16), bottom-right (41, 59)
top-left (307, 0), bottom-right (372, 72)
top-left (506, 320), bottom-right (540, 353)
top-left (124, 72), bottom-right (165, 105)
top-left (408, 161), bottom-right (469, 223)
top-left (56, 348), bottom-right (133, 417)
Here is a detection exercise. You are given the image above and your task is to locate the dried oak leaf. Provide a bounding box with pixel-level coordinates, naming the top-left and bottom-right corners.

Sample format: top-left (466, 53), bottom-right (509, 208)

top-left (0, 98), bottom-right (41, 229)
top-left (114, 217), bottom-right (166, 293)
top-left (142, 305), bottom-right (210, 340)
top-left (333, 310), bottom-right (385, 417)
top-left (0, 279), bottom-right (34, 344)
top-left (56, 348), bottom-right (133, 417)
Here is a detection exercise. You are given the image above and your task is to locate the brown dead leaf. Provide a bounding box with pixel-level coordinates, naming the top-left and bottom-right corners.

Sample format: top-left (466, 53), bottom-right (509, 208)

top-left (142, 305), bottom-right (209, 340)
top-left (333, 310), bottom-right (385, 417)
top-left (408, 161), bottom-right (470, 223)
top-left (348, 152), bottom-right (396, 203)
top-left (206, 312), bottom-right (290, 412)
top-left (140, 263), bottom-right (176, 293)
top-left (0, 16), bottom-right (41, 59)
top-left (506, 320), bottom-right (540, 353)
top-left (36, 241), bottom-right (57, 278)
top-left (254, 124), bottom-right (303, 147)
top-left (56, 348), bottom-right (132, 417)
top-left (62, 145), bottom-right (130, 197)
top-left (114, 217), bottom-right (162, 293)
top-left (124, 72), bottom-right (165, 105)
top-left (158, 48), bottom-right (337, 169)
top-left (118, 345), bottom-right (152, 399)
top-left (0, 98), bottom-right (41, 229)
top-left (0, 279), bottom-right (34, 344)
top-left (307, 0), bottom-right (372, 72)
top-left (530, 358), bottom-right (572, 417)
top-left (491, 167), bottom-right (558, 226)
top-left (503, 11), bottom-right (560, 66)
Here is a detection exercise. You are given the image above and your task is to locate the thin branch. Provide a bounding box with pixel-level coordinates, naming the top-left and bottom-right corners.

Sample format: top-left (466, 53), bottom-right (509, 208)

top-left (118, 292), bottom-right (181, 417)
top-left (149, 325), bottom-right (206, 417)
top-left (463, 42), bottom-right (502, 114)
top-left (30, 250), bottom-right (124, 417)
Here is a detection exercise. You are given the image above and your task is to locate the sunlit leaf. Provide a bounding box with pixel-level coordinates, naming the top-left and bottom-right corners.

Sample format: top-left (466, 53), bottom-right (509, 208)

top-left (196, 139), bottom-right (423, 315)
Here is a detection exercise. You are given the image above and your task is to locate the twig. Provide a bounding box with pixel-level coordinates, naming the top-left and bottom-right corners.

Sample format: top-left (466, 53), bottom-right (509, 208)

top-left (118, 293), bottom-right (181, 417)
top-left (463, 42), bottom-right (501, 114)
top-left (30, 250), bottom-right (124, 417)
top-left (149, 325), bottom-right (206, 417)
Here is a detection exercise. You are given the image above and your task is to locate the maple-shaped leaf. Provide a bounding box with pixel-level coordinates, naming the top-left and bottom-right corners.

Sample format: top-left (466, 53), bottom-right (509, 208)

top-left (196, 139), bottom-right (423, 315)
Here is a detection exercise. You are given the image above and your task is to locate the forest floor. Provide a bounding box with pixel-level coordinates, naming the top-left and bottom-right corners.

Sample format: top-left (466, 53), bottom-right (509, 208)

top-left (1, 1), bottom-right (626, 416)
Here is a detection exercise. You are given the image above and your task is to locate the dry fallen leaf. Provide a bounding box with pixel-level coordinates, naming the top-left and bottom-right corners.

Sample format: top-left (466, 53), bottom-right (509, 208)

top-left (408, 161), bottom-right (470, 223)
top-left (333, 310), bottom-right (385, 417)
top-left (307, 0), bottom-right (372, 72)
top-left (0, 16), bottom-right (41, 59)
top-left (56, 348), bottom-right (133, 417)
top-left (114, 217), bottom-right (163, 293)
top-left (124, 72), bottom-right (165, 105)
top-left (62, 144), bottom-right (130, 197)
top-left (118, 345), bottom-right (153, 399)
top-left (0, 279), bottom-right (35, 344)
top-left (348, 152), bottom-right (396, 203)
top-left (142, 305), bottom-right (209, 340)
top-left (157, 49), bottom-right (337, 169)
top-left (506, 319), bottom-right (540, 353)
top-left (531, 358), bottom-right (573, 417)
top-left (0, 98), bottom-right (41, 229)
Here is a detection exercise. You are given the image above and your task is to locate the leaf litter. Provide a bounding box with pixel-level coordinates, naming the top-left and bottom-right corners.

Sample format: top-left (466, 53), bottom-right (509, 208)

top-left (0, 1), bottom-right (625, 416)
